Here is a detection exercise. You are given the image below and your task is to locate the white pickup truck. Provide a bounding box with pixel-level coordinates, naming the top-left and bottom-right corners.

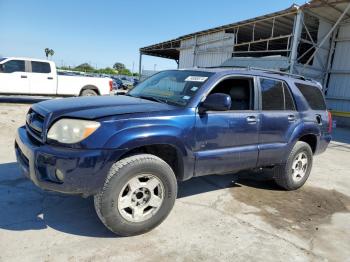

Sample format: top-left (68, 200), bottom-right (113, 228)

top-left (0, 57), bottom-right (113, 96)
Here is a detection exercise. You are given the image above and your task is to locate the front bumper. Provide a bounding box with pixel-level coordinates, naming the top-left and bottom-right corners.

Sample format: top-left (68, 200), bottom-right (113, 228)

top-left (15, 126), bottom-right (126, 196)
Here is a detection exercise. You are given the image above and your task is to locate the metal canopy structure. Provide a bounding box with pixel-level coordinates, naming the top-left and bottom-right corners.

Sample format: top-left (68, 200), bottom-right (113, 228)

top-left (139, 0), bottom-right (350, 123)
top-left (139, 6), bottom-right (298, 61)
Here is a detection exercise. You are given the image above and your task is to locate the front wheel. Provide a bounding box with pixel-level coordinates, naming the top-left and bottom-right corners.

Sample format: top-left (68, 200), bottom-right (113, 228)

top-left (273, 141), bottom-right (313, 190)
top-left (94, 154), bottom-right (177, 236)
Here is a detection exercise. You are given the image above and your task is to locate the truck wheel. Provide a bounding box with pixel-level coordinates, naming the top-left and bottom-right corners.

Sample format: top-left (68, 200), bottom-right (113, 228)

top-left (94, 154), bottom-right (177, 236)
top-left (273, 141), bottom-right (313, 191)
top-left (81, 89), bottom-right (98, 96)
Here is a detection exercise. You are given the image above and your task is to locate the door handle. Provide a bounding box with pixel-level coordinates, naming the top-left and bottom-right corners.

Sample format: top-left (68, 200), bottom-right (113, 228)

top-left (47, 77), bottom-right (53, 80)
top-left (288, 114), bottom-right (296, 122)
top-left (246, 116), bottom-right (257, 123)
top-left (20, 75), bottom-right (27, 79)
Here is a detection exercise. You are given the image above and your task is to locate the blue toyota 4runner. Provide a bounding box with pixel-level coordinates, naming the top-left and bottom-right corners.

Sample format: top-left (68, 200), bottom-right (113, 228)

top-left (15, 68), bottom-right (332, 236)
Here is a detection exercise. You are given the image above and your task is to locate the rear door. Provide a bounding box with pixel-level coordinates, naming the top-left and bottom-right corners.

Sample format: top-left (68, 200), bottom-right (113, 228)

top-left (257, 77), bottom-right (300, 166)
top-left (28, 61), bottom-right (56, 95)
top-left (294, 83), bottom-right (329, 132)
top-left (0, 59), bottom-right (29, 94)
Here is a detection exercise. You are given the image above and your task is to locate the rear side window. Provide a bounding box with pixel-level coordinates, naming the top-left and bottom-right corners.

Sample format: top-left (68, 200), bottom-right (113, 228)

top-left (284, 83), bottom-right (296, 111)
top-left (295, 83), bottom-right (326, 110)
top-left (31, 61), bottom-right (51, 73)
top-left (260, 78), bottom-right (296, 111)
top-left (2, 60), bottom-right (25, 73)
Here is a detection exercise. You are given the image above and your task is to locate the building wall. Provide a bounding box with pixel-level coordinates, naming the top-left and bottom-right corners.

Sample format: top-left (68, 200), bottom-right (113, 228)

top-left (327, 23), bottom-right (350, 113)
top-left (179, 31), bottom-right (235, 68)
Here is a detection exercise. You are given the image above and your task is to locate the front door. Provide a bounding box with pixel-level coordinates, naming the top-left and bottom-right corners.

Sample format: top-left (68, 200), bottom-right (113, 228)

top-left (0, 59), bottom-right (29, 94)
top-left (194, 76), bottom-right (260, 176)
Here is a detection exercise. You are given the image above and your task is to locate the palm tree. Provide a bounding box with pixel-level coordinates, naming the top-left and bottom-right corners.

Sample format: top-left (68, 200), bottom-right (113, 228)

top-left (49, 49), bottom-right (54, 59)
top-left (44, 48), bottom-right (55, 60)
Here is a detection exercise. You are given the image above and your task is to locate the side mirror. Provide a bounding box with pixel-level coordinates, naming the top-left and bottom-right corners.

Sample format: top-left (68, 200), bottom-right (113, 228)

top-left (201, 93), bottom-right (231, 112)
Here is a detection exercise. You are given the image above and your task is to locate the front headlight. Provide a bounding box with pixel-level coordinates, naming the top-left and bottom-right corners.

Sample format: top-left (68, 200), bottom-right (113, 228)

top-left (47, 119), bottom-right (100, 144)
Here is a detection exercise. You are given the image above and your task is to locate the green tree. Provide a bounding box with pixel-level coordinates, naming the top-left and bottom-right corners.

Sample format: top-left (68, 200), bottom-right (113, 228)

top-left (118, 68), bottom-right (132, 76)
top-left (75, 63), bottom-right (94, 72)
top-left (113, 62), bottom-right (126, 71)
top-left (98, 67), bottom-right (116, 75)
top-left (44, 48), bottom-right (55, 59)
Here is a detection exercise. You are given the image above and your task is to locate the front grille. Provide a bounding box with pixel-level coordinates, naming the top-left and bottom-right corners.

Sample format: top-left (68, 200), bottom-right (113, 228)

top-left (26, 109), bottom-right (45, 142)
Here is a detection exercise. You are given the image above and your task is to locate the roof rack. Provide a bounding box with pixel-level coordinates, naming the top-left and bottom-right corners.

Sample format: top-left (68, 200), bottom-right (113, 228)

top-left (197, 65), bottom-right (317, 83)
top-left (248, 67), bottom-right (310, 80)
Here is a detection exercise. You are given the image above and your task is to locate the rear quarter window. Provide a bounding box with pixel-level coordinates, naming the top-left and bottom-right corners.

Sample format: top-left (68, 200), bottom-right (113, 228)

top-left (295, 83), bottom-right (326, 110)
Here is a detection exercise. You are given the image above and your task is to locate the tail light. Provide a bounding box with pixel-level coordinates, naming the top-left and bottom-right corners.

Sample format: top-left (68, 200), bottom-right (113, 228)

top-left (109, 80), bottom-right (113, 92)
top-left (327, 111), bottom-right (332, 133)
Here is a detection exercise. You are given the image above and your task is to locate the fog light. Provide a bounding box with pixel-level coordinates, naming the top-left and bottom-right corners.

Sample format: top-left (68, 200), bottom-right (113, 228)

top-left (55, 169), bottom-right (65, 182)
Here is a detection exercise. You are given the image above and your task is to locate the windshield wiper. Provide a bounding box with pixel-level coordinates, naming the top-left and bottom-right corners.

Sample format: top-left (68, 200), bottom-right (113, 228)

top-left (136, 95), bottom-right (166, 104)
top-left (128, 94), bottom-right (180, 106)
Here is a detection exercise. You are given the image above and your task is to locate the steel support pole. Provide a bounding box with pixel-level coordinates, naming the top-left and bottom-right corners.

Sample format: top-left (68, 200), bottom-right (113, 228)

top-left (192, 35), bottom-right (198, 67)
top-left (290, 9), bottom-right (304, 73)
top-left (323, 29), bottom-right (338, 92)
top-left (138, 52), bottom-right (142, 80)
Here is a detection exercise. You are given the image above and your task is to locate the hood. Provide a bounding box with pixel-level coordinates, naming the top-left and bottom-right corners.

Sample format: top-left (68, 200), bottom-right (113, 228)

top-left (32, 95), bottom-right (176, 120)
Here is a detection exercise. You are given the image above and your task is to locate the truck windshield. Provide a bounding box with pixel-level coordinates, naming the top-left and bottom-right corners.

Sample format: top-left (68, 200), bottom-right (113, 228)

top-left (128, 70), bottom-right (213, 106)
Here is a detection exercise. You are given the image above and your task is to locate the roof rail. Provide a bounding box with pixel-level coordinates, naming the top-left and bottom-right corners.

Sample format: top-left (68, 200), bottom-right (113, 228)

top-left (248, 67), bottom-right (308, 80)
top-left (197, 65), bottom-right (316, 82)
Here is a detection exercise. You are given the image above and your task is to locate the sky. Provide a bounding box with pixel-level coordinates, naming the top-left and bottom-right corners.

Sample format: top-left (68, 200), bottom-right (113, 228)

top-left (0, 0), bottom-right (306, 72)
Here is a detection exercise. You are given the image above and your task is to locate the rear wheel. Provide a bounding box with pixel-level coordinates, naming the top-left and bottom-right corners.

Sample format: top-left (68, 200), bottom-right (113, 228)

top-left (94, 154), bottom-right (177, 236)
top-left (81, 89), bottom-right (98, 96)
top-left (273, 141), bottom-right (313, 190)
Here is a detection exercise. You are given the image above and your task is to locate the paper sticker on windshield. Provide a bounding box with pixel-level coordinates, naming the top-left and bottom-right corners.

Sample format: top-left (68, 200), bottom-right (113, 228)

top-left (185, 76), bottom-right (208, 82)
top-left (191, 86), bottom-right (198, 91)
top-left (182, 96), bottom-right (191, 100)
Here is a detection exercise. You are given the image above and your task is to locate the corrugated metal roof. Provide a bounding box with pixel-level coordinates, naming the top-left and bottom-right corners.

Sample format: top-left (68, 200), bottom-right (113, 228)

top-left (303, 0), bottom-right (350, 23)
top-left (222, 56), bottom-right (290, 70)
top-left (140, 0), bottom-right (350, 60)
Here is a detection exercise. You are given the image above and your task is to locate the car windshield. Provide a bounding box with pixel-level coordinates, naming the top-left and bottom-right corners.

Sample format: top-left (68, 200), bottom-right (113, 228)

top-left (128, 70), bottom-right (213, 106)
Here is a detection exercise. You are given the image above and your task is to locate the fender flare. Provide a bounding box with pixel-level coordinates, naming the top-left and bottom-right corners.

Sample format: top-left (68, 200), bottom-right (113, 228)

top-left (79, 85), bottom-right (100, 96)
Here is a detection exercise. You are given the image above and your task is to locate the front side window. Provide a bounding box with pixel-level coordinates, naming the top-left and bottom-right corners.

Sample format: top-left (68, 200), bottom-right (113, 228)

top-left (31, 61), bottom-right (51, 73)
top-left (128, 70), bottom-right (213, 106)
top-left (260, 78), bottom-right (296, 111)
top-left (1, 60), bottom-right (25, 73)
top-left (207, 77), bottom-right (254, 110)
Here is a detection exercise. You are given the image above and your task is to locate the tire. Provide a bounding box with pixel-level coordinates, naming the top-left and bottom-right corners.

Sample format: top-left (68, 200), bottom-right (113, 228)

top-left (273, 141), bottom-right (313, 191)
top-left (94, 154), bottom-right (177, 236)
top-left (81, 89), bottom-right (98, 96)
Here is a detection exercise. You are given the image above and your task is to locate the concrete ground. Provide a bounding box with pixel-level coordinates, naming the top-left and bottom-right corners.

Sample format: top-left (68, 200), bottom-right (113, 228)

top-left (0, 102), bottom-right (350, 262)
